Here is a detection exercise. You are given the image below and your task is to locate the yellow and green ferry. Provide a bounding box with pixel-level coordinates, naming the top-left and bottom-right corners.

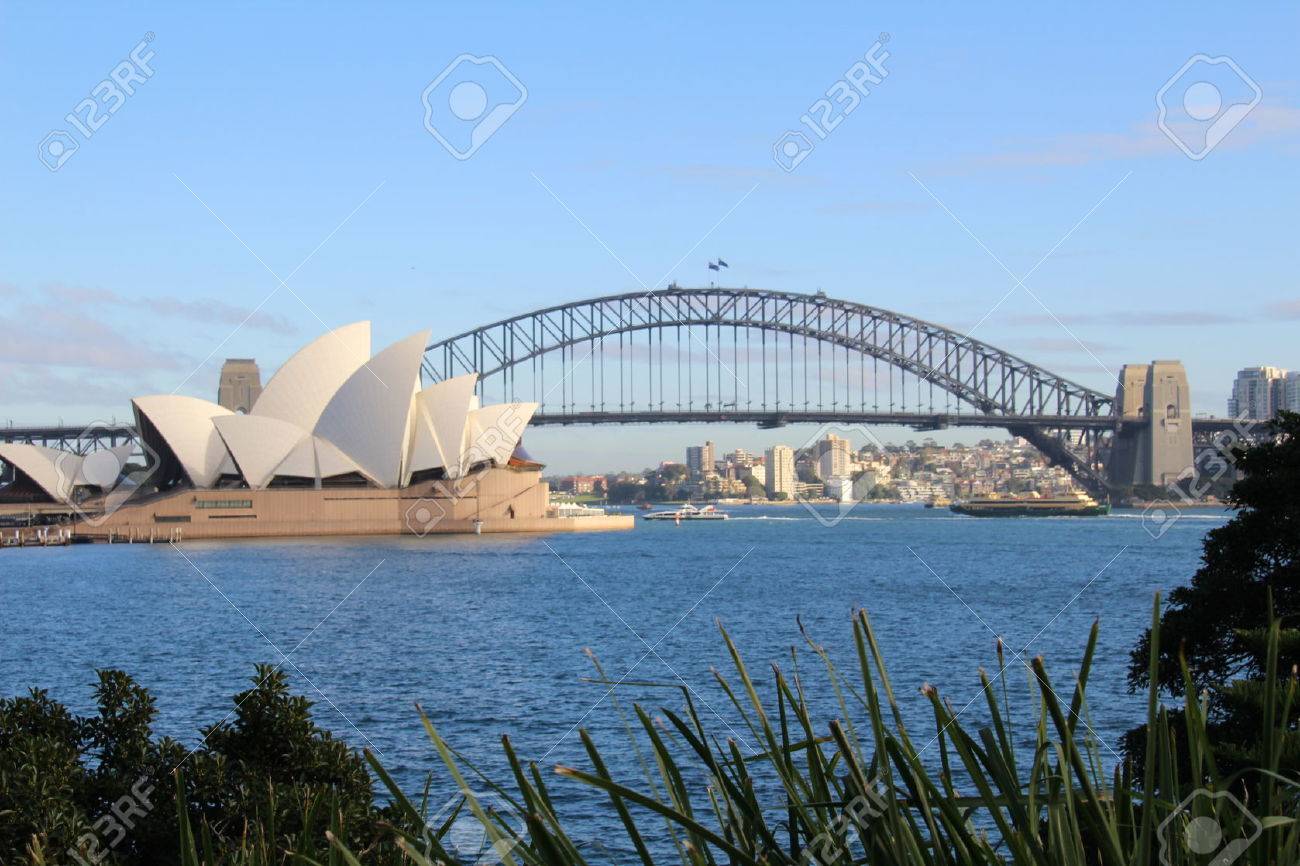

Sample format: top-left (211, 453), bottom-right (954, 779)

top-left (950, 491), bottom-right (1109, 518)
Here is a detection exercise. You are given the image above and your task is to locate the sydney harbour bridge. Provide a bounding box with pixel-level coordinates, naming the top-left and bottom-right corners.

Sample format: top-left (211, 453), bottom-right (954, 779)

top-left (4, 287), bottom-right (1243, 496)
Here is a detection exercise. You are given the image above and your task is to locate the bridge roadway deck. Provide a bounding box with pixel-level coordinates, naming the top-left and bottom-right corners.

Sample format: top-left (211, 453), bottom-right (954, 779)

top-left (1, 414), bottom-right (1246, 445)
top-left (531, 411), bottom-right (1245, 432)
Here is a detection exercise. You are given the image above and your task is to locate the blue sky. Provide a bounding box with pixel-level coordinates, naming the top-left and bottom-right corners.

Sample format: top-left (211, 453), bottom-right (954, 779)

top-left (3, 2), bottom-right (1297, 472)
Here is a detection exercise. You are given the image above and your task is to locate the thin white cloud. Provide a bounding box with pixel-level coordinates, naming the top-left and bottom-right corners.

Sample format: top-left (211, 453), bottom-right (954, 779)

top-left (938, 100), bottom-right (1300, 173)
top-left (1265, 299), bottom-right (1300, 320)
top-left (42, 282), bottom-right (298, 335)
top-left (1017, 336), bottom-right (1122, 353)
top-left (0, 305), bottom-right (186, 371)
top-left (1005, 310), bottom-right (1244, 327)
top-left (0, 363), bottom-right (154, 409)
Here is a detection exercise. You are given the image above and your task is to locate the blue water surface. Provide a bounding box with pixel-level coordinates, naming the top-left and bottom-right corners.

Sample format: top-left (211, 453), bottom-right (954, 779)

top-left (0, 503), bottom-right (1227, 852)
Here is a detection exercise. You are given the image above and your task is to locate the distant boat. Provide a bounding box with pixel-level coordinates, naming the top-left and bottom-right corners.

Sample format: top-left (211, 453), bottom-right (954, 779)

top-left (642, 503), bottom-right (730, 521)
top-left (925, 496), bottom-right (951, 509)
top-left (950, 491), bottom-right (1109, 517)
top-left (550, 500), bottom-right (609, 518)
top-left (638, 502), bottom-right (653, 511)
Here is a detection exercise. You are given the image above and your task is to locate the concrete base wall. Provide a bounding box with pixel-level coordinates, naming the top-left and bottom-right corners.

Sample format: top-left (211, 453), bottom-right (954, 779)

top-left (76, 467), bottom-right (633, 540)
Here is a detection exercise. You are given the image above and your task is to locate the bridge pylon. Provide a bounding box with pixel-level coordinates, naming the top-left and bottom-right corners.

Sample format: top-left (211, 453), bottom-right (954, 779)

top-left (1108, 361), bottom-right (1193, 491)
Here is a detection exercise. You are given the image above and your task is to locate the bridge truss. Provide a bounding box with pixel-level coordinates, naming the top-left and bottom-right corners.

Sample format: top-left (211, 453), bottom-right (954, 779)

top-left (423, 287), bottom-right (1118, 492)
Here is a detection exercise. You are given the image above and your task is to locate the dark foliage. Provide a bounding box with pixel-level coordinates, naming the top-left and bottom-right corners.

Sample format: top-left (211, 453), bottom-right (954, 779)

top-left (0, 664), bottom-right (391, 865)
top-left (1127, 410), bottom-right (1300, 775)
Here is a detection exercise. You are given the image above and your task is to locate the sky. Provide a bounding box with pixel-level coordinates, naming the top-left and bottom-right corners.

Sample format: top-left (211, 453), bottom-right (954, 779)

top-left (2, 2), bottom-right (1297, 473)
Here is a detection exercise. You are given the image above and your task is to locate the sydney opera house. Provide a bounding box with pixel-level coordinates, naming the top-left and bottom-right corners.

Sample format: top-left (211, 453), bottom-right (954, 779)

top-left (0, 323), bottom-right (631, 539)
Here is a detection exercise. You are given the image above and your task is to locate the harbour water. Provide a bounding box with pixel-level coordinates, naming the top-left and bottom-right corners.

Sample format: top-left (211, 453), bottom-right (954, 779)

top-left (1, 503), bottom-right (1228, 847)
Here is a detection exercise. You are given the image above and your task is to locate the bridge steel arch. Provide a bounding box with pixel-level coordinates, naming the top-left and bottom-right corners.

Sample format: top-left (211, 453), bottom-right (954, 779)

top-left (423, 288), bottom-right (1117, 493)
top-left (424, 287), bottom-right (1112, 419)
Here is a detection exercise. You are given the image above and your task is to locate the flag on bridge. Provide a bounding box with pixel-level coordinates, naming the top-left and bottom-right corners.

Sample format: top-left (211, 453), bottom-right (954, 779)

top-left (707, 262), bottom-right (720, 271)
top-left (717, 259), bottom-right (729, 268)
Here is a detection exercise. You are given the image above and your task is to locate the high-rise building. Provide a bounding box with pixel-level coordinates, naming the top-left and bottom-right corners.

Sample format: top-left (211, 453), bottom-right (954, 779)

top-left (686, 440), bottom-right (715, 477)
top-left (1283, 371), bottom-right (1300, 414)
top-left (1227, 366), bottom-right (1287, 420)
top-left (725, 448), bottom-right (754, 467)
top-left (814, 433), bottom-right (852, 479)
top-left (764, 445), bottom-right (795, 499)
top-left (217, 359), bottom-right (262, 414)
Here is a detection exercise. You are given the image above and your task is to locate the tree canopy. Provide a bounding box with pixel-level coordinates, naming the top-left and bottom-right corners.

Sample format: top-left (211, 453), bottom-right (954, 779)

top-left (1128, 410), bottom-right (1300, 774)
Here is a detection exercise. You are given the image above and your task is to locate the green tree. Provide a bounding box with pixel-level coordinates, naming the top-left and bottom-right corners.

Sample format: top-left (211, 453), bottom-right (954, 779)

top-left (0, 688), bottom-right (88, 860)
top-left (1, 665), bottom-right (388, 865)
top-left (1127, 411), bottom-right (1300, 775)
top-left (605, 480), bottom-right (645, 503)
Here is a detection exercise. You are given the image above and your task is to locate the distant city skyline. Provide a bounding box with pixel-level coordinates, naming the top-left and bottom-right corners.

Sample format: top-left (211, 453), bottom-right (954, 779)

top-left (1227, 365), bottom-right (1300, 419)
top-left (551, 433), bottom-right (1081, 504)
top-left (3, 3), bottom-right (1298, 475)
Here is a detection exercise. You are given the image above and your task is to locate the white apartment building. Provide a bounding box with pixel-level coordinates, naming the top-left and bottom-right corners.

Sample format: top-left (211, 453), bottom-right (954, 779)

top-left (764, 445), bottom-right (796, 498)
top-left (1228, 367), bottom-right (1288, 419)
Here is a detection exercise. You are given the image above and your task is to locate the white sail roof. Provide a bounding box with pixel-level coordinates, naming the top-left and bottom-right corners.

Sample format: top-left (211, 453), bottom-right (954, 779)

top-left (252, 321), bottom-right (371, 430)
top-left (132, 396), bottom-right (233, 488)
top-left (0, 443), bottom-right (74, 502)
top-left (0, 442), bottom-right (135, 504)
top-left (3, 324), bottom-right (543, 498)
top-left (406, 373), bottom-right (478, 480)
top-left (274, 436), bottom-right (318, 480)
top-left (232, 432), bottom-right (366, 485)
top-left (212, 414), bottom-right (310, 489)
top-left (313, 329), bottom-right (431, 488)
top-left (313, 436), bottom-right (366, 480)
top-left (465, 402), bottom-right (538, 470)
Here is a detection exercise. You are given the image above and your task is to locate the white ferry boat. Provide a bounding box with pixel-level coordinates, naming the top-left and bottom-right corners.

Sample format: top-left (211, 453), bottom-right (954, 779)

top-left (550, 500), bottom-right (609, 518)
top-left (642, 503), bottom-right (730, 521)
